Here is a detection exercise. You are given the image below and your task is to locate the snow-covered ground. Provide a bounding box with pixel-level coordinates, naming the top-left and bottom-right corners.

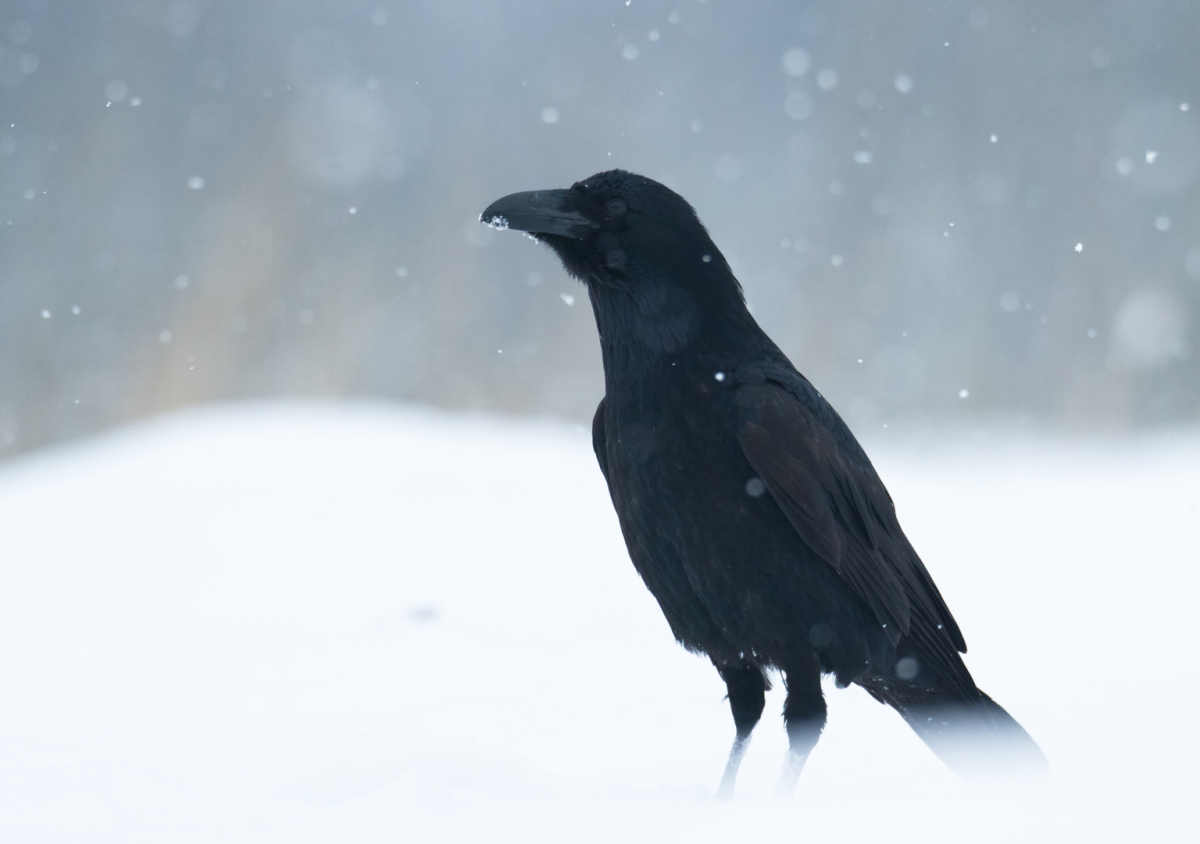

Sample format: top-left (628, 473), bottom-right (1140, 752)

top-left (0, 402), bottom-right (1195, 842)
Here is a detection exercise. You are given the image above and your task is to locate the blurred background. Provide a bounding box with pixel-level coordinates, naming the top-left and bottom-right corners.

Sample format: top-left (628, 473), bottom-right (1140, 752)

top-left (1, 0), bottom-right (1197, 459)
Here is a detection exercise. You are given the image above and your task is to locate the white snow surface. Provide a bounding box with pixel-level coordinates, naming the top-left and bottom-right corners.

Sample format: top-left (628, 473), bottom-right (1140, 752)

top-left (0, 402), bottom-right (1196, 842)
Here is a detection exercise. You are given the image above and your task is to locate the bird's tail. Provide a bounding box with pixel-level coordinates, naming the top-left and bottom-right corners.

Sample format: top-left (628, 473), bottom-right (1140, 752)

top-left (862, 679), bottom-right (1049, 785)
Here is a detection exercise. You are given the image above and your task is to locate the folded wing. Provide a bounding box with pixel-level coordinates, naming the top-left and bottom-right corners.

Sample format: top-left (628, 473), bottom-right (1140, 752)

top-left (735, 375), bottom-right (973, 694)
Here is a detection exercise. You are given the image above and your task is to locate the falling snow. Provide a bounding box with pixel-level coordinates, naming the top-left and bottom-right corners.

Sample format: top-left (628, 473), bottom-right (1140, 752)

top-left (782, 48), bottom-right (811, 77)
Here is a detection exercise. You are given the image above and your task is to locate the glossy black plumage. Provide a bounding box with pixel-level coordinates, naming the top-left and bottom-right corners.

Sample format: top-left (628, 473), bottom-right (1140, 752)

top-left (481, 169), bottom-right (1045, 795)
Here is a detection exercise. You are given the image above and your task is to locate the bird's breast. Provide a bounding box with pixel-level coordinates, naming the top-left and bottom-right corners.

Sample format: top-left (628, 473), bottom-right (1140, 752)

top-left (604, 370), bottom-right (764, 564)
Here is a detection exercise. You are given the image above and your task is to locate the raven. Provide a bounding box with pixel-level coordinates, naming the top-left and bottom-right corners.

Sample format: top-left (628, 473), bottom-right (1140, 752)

top-left (481, 170), bottom-right (1045, 797)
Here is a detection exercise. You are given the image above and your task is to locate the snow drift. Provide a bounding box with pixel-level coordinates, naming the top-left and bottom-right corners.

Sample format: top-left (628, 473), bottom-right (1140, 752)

top-left (0, 403), bottom-right (1195, 842)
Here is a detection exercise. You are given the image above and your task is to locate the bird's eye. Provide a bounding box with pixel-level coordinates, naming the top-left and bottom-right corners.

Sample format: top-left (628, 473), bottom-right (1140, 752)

top-left (605, 199), bottom-right (628, 217)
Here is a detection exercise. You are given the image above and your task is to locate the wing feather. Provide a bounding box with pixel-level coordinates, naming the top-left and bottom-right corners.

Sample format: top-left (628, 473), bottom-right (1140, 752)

top-left (735, 379), bottom-right (968, 668)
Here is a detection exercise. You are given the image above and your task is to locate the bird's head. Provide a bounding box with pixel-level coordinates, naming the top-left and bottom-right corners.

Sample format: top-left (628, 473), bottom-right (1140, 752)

top-left (480, 170), bottom-right (741, 303)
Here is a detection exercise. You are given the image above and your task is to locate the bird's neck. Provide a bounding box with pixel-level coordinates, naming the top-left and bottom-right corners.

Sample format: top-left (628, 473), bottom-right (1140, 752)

top-left (587, 279), bottom-right (761, 402)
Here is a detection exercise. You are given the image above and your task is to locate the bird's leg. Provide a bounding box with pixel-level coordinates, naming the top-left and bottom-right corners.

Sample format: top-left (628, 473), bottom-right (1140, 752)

top-left (717, 732), bottom-right (752, 800)
top-left (775, 656), bottom-right (826, 799)
top-left (714, 662), bottom-right (768, 800)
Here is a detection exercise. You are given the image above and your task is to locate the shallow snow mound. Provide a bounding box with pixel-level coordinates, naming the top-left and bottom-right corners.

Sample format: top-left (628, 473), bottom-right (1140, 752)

top-left (0, 402), bottom-right (1196, 842)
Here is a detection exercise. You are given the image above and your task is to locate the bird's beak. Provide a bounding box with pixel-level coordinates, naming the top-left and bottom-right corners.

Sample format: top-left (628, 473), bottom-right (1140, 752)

top-left (480, 189), bottom-right (597, 239)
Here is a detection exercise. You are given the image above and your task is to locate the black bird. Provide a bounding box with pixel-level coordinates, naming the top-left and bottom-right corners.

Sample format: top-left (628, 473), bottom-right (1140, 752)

top-left (481, 170), bottom-right (1045, 796)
